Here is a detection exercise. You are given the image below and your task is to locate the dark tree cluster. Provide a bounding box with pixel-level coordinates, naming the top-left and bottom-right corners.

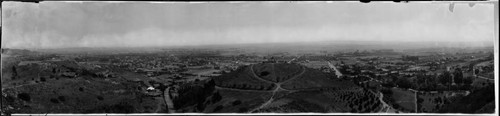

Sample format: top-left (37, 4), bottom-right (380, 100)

top-left (439, 84), bottom-right (495, 113)
top-left (173, 79), bottom-right (217, 111)
top-left (17, 93), bottom-right (31, 102)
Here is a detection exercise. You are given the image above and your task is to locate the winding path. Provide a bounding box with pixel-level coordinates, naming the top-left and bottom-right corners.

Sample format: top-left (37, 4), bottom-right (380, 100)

top-left (375, 91), bottom-right (398, 113)
top-left (219, 62), bottom-right (396, 113)
top-left (163, 87), bottom-right (175, 113)
top-left (247, 64), bottom-right (306, 112)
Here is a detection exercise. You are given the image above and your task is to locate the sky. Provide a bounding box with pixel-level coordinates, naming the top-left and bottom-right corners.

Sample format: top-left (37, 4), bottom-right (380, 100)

top-left (1, 1), bottom-right (496, 49)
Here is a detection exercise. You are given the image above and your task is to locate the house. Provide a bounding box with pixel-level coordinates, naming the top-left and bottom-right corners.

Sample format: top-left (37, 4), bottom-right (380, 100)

top-left (146, 86), bottom-right (155, 91)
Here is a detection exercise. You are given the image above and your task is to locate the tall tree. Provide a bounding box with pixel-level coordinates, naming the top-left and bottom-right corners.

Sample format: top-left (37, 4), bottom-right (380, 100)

top-left (12, 66), bottom-right (18, 79)
top-left (453, 68), bottom-right (463, 84)
top-left (439, 71), bottom-right (452, 86)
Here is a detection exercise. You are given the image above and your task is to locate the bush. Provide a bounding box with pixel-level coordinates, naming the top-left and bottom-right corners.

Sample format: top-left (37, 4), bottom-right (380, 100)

top-left (104, 102), bottom-right (135, 113)
top-left (238, 107), bottom-right (248, 113)
top-left (380, 88), bottom-right (392, 95)
top-left (97, 96), bottom-right (104, 101)
top-left (213, 105), bottom-right (224, 112)
top-left (211, 92), bottom-right (222, 102)
top-left (232, 100), bottom-right (242, 106)
top-left (40, 77), bottom-right (46, 82)
top-left (5, 96), bottom-right (16, 103)
top-left (58, 96), bottom-right (66, 102)
top-left (17, 93), bottom-right (31, 102)
top-left (260, 71), bottom-right (270, 76)
top-left (50, 98), bottom-right (60, 103)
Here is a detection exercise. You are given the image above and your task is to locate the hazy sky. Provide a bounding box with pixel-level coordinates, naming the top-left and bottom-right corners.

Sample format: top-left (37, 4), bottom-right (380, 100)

top-left (2, 1), bottom-right (496, 48)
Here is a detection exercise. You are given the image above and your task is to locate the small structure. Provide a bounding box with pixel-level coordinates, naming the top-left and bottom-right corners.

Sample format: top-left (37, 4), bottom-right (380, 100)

top-left (146, 86), bottom-right (155, 91)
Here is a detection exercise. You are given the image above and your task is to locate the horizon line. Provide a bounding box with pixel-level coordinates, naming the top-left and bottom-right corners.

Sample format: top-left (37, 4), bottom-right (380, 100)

top-left (1, 39), bottom-right (495, 50)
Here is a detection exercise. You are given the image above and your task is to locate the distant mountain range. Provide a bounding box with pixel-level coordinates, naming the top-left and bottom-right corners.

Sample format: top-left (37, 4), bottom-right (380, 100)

top-left (1, 48), bottom-right (40, 56)
top-left (2, 40), bottom-right (493, 55)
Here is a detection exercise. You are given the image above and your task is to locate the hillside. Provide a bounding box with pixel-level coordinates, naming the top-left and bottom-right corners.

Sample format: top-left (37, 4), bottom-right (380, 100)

top-left (1, 60), bottom-right (168, 113)
top-left (175, 63), bottom-right (382, 113)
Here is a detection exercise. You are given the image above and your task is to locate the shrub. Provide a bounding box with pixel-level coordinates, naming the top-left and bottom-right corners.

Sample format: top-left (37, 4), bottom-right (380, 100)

top-left (58, 96), bottom-right (66, 102)
top-left (214, 91), bottom-right (223, 100)
top-left (238, 107), bottom-right (248, 113)
top-left (380, 88), bottom-right (392, 95)
top-left (40, 77), bottom-right (46, 82)
top-left (260, 71), bottom-right (270, 76)
top-left (5, 95), bottom-right (16, 103)
top-left (232, 100), bottom-right (242, 106)
top-left (97, 96), bottom-right (104, 101)
top-left (213, 105), bottom-right (224, 112)
top-left (17, 93), bottom-right (31, 102)
top-left (50, 98), bottom-right (60, 103)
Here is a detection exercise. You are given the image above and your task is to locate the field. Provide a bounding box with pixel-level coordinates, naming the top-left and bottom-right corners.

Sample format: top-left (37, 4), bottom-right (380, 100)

top-left (255, 88), bottom-right (381, 113)
top-left (417, 92), bottom-right (452, 113)
top-left (188, 63), bottom-right (383, 113)
top-left (472, 77), bottom-right (493, 88)
top-left (476, 61), bottom-right (493, 67)
top-left (251, 63), bottom-right (275, 81)
top-left (120, 71), bottom-right (147, 82)
top-left (272, 63), bottom-right (304, 82)
top-left (251, 63), bottom-right (303, 82)
top-left (1, 76), bottom-right (166, 113)
top-left (201, 89), bottom-right (272, 113)
top-left (150, 74), bottom-right (175, 84)
top-left (213, 65), bottom-right (275, 90)
top-left (301, 61), bottom-right (328, 69)
top-left (281, 68), bottom-right (355, 90)
top-left (182, 69), bottom-right (221, 76)
top-left (385, 88), bottom-right (416, 112)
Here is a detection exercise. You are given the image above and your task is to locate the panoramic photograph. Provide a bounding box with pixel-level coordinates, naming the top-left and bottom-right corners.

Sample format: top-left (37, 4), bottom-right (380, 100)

top-left (1, 1), bottom-right (498, 115)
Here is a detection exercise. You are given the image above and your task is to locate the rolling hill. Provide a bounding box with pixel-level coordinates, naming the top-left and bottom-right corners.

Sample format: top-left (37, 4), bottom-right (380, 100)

top-left (175, 62), bottom-right (382, 113)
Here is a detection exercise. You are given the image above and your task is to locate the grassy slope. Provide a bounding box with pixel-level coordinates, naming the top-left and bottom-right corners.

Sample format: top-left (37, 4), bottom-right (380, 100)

top-left (281, 68), bottom-right (355, 90)
top-left (257, 88), bottom-right (381, 113)
top-left (1, 76), bottom-right (162, 113)
top-left (213, 66), bottom-right (274, 90)
top-left (202, 89), bottom-right (272, 113)
top-left (439, 85), bottom-right (495, 113)
top-left (389, 88), bottom-right (415, 112)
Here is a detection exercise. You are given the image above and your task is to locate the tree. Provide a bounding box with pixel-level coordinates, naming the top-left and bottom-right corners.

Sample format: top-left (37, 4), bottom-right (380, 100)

top-left (97, 96), bottom-right (104, 101)
top-left (439, 71), bottom-right (452, 86)
top-left (396, 77), bottom-right (413, 89)
top-left (58, 96), bottom-right (66, 102)
top-left (40, 77), bottom-right (47, 82)
top-left (12, 66), bottom-right (18, 79)
top-left (454, 68), bottom-right (463, 84)
top-left (212, 92), bottom-right (222, 102)
top-left (50, 98), bottom-right (60, 103)
top-left (474, 69), bottom-right (480, 75)
top-left (238, 107), bottom-right (248, 113)
top-left (17, 93), bottom-right (31, 102)
top-left (232, 100), bottom-right (242, 106)
top-left (213, 105), bottom-right (224, 112)
top-left (242, 84), bottom-right (248, 89)
top-left (380, 88), bottom-right (393, 95)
